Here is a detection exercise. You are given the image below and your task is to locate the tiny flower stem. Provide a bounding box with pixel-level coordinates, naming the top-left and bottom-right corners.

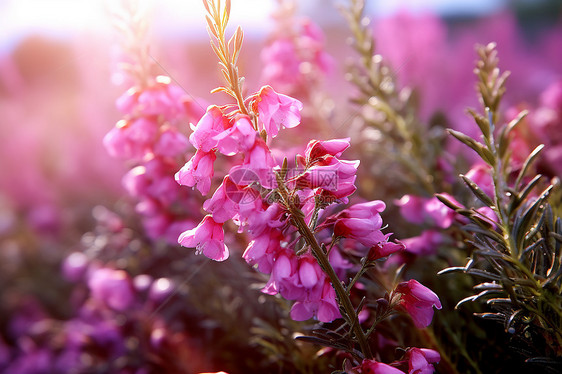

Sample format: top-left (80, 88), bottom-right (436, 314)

top-left (204, 0), bottom-right (252, 118)
top-left (346, 261), bottom-right (369, 294)
top-left (275, 172), bottom-right (373, 360)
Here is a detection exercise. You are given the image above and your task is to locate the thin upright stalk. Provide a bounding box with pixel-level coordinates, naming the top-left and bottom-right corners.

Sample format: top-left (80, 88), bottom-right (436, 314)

top-left (275, 172), bottom-right (372, 360)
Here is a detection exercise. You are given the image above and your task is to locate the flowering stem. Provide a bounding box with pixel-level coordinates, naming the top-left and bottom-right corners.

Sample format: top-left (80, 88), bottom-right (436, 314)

top-left (275, 172), bottom-right (373, 360)
top-left (204, 0), bottom-right (253, 118)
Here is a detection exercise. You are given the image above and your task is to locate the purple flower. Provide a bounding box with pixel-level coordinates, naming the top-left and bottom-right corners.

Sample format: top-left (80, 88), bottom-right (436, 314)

top-left (103, 118), bottom-right (158, 160)
top-left (242, 139), bottom-right (279, 188)
top-left (213, 114), bottom-right (256, 156)
top-left (305, 138), bottom-right (351, 162)
top-left (154, 127), bottom-right (189, 157)
top-left (88, 268), bottom-right (135, 311)
top-left (290, 278), bottom-right (340, 323)
top-left (395, 279), bottom-right (442, 328)
top-left (189, 105), bottom-right (229, 152)
top-left (61, 252), bottom-right (89, 282)
top-left (333, 201), bottom-right (387, 247)
top-left (405, 347), bottom-right (441, 374)
top-left (300, 156), bottom-right (359, 199)
top-left (368, 240), bottom-right (405, 261)
top-left (356, 359), bottom-right (406, 374)
top-left (148, 277), bottom-right (175, 304)
top-left (175, 149), bottom-right (217, 195)
top-left (424, 194), bottom-right (458, 229)
top-left (465, 163), bottom-right (494, 198)
top-left (402, 230), bottom-right (443, 256)
top-left (203, 176), bottom-right (241, 223)
top-left (178, 215), bottom-right (229, 261)
top-left (253, 85), bottom-right (303, 138)
top-left (395, 195), bottom-right (426, 225)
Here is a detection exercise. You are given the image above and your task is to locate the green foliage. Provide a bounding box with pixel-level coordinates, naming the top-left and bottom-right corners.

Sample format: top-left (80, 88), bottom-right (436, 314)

top-left (439, 43), bottom-right (562, 372)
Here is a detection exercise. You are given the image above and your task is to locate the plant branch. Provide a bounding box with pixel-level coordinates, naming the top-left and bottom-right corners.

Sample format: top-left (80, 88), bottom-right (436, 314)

top-left (274, 172), bottom-right (373, 360)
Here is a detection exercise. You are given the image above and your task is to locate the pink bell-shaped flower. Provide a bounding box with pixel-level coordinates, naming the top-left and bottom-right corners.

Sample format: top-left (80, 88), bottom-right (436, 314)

top-left (178, 215), bottom-right (229, 261)
top-left (395, 279), bottom-right (442, 328)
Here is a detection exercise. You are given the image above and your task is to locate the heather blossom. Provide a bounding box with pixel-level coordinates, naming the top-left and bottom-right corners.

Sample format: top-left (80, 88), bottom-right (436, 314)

top-left (405, 348), bottom-right (441, 374)
top-left (87, 268), bottom-right (135, 312)
top-left (169, 0), bottom-right (443, 368)
top-left (3, 0), bottom-right (562, 372)
top-left (104, 74), bottom-right (205, 242)
top-left (178, 215), bottom-right (229, 261)
top-left (260, 5), bottom-right (334, 95)
top-left (175, 149), bottom-right (217, 195)
top-left (252, 85), bottom-right (304, 138)
top-left (395, 279), bottom-right (442, 328)
top-left (355, 360), bottom-right (406, 374)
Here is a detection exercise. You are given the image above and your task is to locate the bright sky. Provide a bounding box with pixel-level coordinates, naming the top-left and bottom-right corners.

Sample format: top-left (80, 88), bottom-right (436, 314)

top-left (0, 0), bottom-right (507, 53)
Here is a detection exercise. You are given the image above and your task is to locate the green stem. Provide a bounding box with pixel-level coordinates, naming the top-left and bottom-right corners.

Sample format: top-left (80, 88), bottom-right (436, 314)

top-left (275, 172), bottom-right (373, 360)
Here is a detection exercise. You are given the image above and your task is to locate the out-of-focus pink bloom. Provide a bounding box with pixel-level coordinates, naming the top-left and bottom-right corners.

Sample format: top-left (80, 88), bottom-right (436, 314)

top-left (133, 274), bottom-right (153, 293)
top-left (405, 347), bottom-right (441, 374)
top-left (465, 163), bottom-right (494, 197)
top-left (213, 114), bottom-right (256, 156)
top-left (116, 76), bottom-right (187, 118)
top-left (424, 194), bottom-right (458, 229)
top-left (395, 195), bottom-right (428, 225)
top-left (356, 359), bottom-right (406, 374)
top-left (148, 277), bottom-right (174, 304)
top-left (402, 230), bottom-right (443, 256)
top-left (526, 80), bottom-right (562, 177)
top-left (189, 105), bottom-right (229, 152)
top-left (540, 79), bottom-right (562, 110)
top-left (374, 11), bottom-right (448, 121)
top-left (178, 215), bottom-right (229, 261)
top-left (476, 207), bottom-right (498, 226)
top-left (88, 268), bottom-right (135, 312)
top-left (103, 118), bottom-right (158, 159)
top-left (175, 149), bottom-right (217, 195)
top-left (122, 165), bottom-right (149, 197)
top-left (305, 138), bottom-right (350, 161)
top-left (252, 85), bottom-right (303, 138)
top-left (395, 279), bottom-right (442, 328)
top-left (154, 127), bottom-right (189, 157)
top-left (260, 40), bottom-right (301, 90)
top-left (261, 16), bottom-right (333, 94)
top-left (62, 252), bottom-right (89, 282)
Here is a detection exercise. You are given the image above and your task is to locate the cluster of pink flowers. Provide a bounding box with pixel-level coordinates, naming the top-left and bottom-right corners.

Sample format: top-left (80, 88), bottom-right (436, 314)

top-left (353, 347), bottom-right (440, 374)
top-left (394, 193), bottom-right (458, 257)
top-left (175, 84), bottom-right (409, 322)
top-left (260, 2), bottom-right (333, 95)
top-left (395, 171), bottom-right (499, 258)
top-left (524, 80), bottom-right (562, 177)
top-left (104, 76), bottom-right (205, 242)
